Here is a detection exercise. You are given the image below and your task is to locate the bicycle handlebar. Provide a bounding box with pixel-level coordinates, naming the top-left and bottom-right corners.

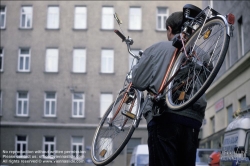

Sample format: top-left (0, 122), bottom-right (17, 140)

top-left (114, 29), bottom-right (140, 60)
top-left (114, 30), bottom-right (126, 41)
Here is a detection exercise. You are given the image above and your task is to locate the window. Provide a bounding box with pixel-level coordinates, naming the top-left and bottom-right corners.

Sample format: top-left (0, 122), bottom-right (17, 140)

top-left (238, 16), bottom-right (244, 57)
top-left (18, 48), bottom-right (30, 72)
top-left (71, 136), bottom-right (84, 159)
top-left (43, 136), bottom-right (55, 158)
top-left (45, 49), bottom-right (58, 72)
top-left (47, 6), bottom-right (59, 29)
top-left (44, 92), bottom-right (56, 117)
top-left (129, 49), bottom-right (139, 70)
top-left (16, 136), bottom-right (28, 158)
top-left (0, 6), bottom-right (6, 29)
top-left (100, 93), bottom-right (113, 117)
top-left (129, 7), bottom-right (141, 30)
top-left (102, 7), bottom-right (114, 29)
top-left (74, 6), bottom-right (87, 29)
top-left (156, 7), bottom-right (168, 30)
top-left (72, 93), bottom-right (85, 117)
top-left (101, 49), bottom-right (114, 73)
top-left (239, 96), bottom-right (246, 111)
top-left (20, 6), bottom-right (32, 28)
top-left (227, 104), bottom-right (233, 125)
top-left (0, 48), bottom-right (3, 71)
top-left (73, 49), bottom-right (86, 73)
top-left (210, 116), bottom-right (215, 134)
top-left (16, 92), bottom-right (29, 116)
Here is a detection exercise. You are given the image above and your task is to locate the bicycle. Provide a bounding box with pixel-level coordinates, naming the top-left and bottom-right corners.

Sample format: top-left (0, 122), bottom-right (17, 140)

top-left (91, 4), bottom-right (235, 166)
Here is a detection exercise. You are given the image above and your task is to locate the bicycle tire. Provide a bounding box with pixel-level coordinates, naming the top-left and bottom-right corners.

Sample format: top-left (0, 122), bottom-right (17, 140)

top-left (91, 88), bottom-right (141, 166)
top-left (166, 17), bottom-right (230, 110)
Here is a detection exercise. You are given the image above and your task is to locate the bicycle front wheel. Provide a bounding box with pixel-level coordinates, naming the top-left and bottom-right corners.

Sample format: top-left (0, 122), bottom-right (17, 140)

top-left (166, 17), bottom-right (230, 110)
top-left (91, 88), bottom-right (141, 166)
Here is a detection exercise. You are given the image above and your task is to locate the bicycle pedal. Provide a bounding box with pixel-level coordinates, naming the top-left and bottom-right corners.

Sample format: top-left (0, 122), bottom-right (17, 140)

top-left (122, 110), bottom-right (136, 119)
top-left (99, 149), bottom-right (107, 157)
top-left (178, 91), bottom-right (185, 101)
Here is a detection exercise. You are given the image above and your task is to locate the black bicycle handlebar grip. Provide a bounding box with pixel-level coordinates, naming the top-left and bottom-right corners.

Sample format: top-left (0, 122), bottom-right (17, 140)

top-left (114, 29), bottom-right (126, 42)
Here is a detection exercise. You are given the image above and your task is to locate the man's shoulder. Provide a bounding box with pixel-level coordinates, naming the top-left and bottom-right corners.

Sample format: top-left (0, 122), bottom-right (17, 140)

top-left (146, 41), bottom-right (172, 51)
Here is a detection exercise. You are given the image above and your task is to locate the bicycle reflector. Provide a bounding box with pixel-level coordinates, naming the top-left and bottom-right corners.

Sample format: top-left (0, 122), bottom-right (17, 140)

top-left (204, 28), bottom-right (212, 40)
top-left (227, 13), bottom-right (235, 25)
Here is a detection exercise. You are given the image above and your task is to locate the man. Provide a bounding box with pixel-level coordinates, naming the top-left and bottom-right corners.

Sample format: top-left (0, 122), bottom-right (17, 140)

top-left (132, 11), bottom-right (207, 166)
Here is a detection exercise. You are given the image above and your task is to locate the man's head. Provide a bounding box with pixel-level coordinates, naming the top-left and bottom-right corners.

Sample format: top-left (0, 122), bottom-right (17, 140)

top-left (165, 12), bottom-right (183, 40)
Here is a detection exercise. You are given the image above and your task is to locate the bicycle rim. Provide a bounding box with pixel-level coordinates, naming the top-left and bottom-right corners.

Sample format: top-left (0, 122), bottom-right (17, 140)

top-left (91, 88), bottom-right (140, 165)
top-left (166, 18), bottom-right (230, 110)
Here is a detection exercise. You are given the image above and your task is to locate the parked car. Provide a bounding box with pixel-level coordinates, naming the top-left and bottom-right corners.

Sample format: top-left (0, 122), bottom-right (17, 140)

top-left (130, 144), bottom-right (149, 166)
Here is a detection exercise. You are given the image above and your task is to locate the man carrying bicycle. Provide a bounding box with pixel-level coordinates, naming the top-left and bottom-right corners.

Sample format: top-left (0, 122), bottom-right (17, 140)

top-left (132, 11), bottom-right (207, 166)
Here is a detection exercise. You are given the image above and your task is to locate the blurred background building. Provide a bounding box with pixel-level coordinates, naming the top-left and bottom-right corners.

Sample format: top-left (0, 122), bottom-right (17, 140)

top-left (0, 1), bottom-right (201, 166)
top-left (200, 0), bottom-right (250, 149)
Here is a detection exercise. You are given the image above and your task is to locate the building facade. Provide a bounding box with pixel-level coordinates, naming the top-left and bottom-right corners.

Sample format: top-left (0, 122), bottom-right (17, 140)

top-left (200, 0), bottom-right (250, 149)
top-left (0, 1), bottom-right (201, 166)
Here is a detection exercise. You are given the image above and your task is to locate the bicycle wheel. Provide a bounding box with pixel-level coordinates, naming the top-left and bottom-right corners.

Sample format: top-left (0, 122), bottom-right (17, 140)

top-left (91, 87), bottom-right (141, 166)
top-left (166, 17), bottom-right (230, 110)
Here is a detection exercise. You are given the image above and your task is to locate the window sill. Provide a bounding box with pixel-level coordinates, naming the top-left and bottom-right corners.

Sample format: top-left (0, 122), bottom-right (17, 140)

top-left (99, 72), bottom-right (115, 75)
top-left (71, 71), bottom-right (87, 74)
top-left (0, 27), bottom-right (6, 30)
top-left (155, 29), bottom-right (166, 32)
top-left (16, 71), bottom-right (31, 73)
top-left (128, 29), bottom-right (143, 32)
top-left (100, 29), bottom-right (114, 31)
top-left (44, 71), bottom-right (59, 74)
top-left (72, 28), bottom-right (88, 31)
top-left (41, 156), bottom-right (56, 160)
top-left (18, 27), bottom-right (33, 30)
top-left (45, 28), bottom-right (60, 31)
top-left (15, 115), bottom-right (29, 118)
top-left (43, 116), bottom-right (57, 118)
top-left (16, 156), bottom-right (29, 159)
top-left (71, 116), bottom-right (85, 119)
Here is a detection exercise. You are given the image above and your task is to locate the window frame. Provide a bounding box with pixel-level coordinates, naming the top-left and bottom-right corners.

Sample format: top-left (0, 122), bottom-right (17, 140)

top-left (73, 48), bottom-right (86, 73)
top-left (0, 47), bottom-right (3, 72)
top-left (129, 7), bottom-right (142, 30)
top-left (101, 6), bottom-right (114, 30)
top-left (71, 136), bottom-right (84, 159)
top-left (74, 6), bottom-right (87, 29)
top-left (156, 7), bottom-right (168, 31)
top-left (45, 48), bottom-right (59, 72)
top-left (18, 48), bottom-right (31, 72)
top-left (47, 6), bottom-right (60, 29)
top-left (0, 5), bottom-right (6, 29)
top-left (20, 6), bottom-right (33, 29)
top-left (100, 93), bottom-right (113, 118)
top-left (101, 49), bottom-right (114, 73)
top-left (15, 135), bottom-right (28, 158)
top-left (226, 104), bottom-right (233, 125)
top-left (44, 92), bottom-right (57, 117)
top-left (43, 136), bottom-right (56, 159)
top-left (72, 92), bottom-right (85, 118)
top-left (16, 91), bottom-right (29, 117)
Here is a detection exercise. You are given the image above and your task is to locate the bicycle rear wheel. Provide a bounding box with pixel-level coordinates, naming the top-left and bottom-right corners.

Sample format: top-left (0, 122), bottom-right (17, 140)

top-left (91, 88), bottom-right (141, 166)
top-left (166, 17), bottom-right (230, 110)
